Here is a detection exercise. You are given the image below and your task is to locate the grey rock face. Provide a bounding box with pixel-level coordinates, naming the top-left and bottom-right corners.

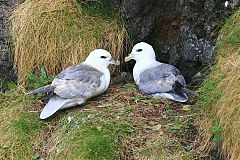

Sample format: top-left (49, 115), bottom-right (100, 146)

top-left (96, 0), bottom-right (237, 82)
top-left (180, 26), bottom-right (215, 64)
top-left (96, 0), bottom-right (157, 41)
top-left (122, 0), bottom-right (157, 41)
top-left (0, 0), bottom-right (18, 89)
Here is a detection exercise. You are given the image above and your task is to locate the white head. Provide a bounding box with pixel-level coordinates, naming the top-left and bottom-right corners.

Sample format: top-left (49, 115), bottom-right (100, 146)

top-left (125, 42), bottom-right (156, 62)
top-left (85, 49), bottom-right (118, 68)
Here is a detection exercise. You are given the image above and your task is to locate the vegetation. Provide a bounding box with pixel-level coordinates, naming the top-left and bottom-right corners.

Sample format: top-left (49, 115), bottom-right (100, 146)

top-left (27, 66), bottom-right (54, 90)
top-left (10, 0), bottom-right (130, 85)
top-left (3, 14), bottom-right (197, 156)
top-left (0, 77), bottom-right (197, 159)
top-left (197, 9), bottom-right (240, 160)
top-left (48, 110), bottom-right (133, 159)
top-left (0, 88), bottom-right (48, 159)
top-left (3, 0), bottom-right (239, 159)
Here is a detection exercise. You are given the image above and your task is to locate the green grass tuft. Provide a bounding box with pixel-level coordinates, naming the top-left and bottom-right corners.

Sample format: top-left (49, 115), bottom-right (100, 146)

top-left (226, 28), bottom-right (240, 47)
top-left (196, 78), bottom-right (220, 108)
top-left (120, 82), bottom-right (136, 89)
top-left (209, 122), bottom-right (224, 143)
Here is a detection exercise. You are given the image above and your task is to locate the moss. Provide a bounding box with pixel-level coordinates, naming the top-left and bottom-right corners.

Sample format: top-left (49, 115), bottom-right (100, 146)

top-left (68, 126), bottom-right (117, 159)
top-left (0, 90), bottom-right (47, 159)
top-left (52, 111), bottom-right (134, 159)
top-left (13, 113), bottom-right (44, 135)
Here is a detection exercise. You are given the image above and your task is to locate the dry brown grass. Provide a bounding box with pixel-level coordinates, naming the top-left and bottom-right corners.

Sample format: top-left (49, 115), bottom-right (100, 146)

top-left (10, 0), bottom-right (130, 85)
top-left (198, 9), bottom-right (240, 160)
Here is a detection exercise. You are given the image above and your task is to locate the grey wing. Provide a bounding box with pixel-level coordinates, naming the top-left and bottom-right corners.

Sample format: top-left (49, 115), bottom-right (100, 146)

top-left (138, 64), bottom-right (186, 94)
top-left (52, 64), bottom-right (104, 99)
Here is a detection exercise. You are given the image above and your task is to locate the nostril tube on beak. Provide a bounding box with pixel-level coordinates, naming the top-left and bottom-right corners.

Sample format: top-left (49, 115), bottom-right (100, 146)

top-left (110, 58), bottom-right (119, 65)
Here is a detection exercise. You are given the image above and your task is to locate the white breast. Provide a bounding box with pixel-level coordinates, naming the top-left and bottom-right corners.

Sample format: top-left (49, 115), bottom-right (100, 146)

top-left (133, 60), bottom-right (160, 84)
top-left (101, 68), bottom-right (111, 91)
top-left (89, 68), bottom-right (110, 98)
top-left (82, 62), bottom-right (111, 98)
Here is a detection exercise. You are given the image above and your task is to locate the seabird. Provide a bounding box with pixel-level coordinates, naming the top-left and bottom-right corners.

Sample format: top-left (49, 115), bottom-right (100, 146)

top-left (124, 42), bottom-right (195, 102)
top-left (28, 49), bottom-right (118, 119)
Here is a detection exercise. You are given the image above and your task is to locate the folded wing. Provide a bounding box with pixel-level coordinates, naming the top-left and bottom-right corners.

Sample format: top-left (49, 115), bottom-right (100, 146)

top-left (36, 64), bottom-right (104, 119)
top-left (52, 64), bottom-right (103, 99)
top-left (138, 64), bottom-right (186, 95)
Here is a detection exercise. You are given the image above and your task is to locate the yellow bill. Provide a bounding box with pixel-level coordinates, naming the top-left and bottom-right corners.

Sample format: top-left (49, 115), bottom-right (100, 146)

top-left (124, 55), bottom-right (133, 62)
top-left (115, 60), bottom-right (120, 65)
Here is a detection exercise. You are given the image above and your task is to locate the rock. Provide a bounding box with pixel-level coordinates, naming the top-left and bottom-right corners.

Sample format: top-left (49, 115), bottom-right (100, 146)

top-left (122, 0), bottom-right (157, 41)
top-left (209, 143), bottom-right (228, 160)
top-left (111, 72), bottom-right (133, 85)
top-left (0, 0), bottom-right (19, 89)
top-left (180, 26), bottom-right (215, 63)
top-left (93, 0), bottom-right (237, 82)
top-left (152, 124), bottom-right (162, 132)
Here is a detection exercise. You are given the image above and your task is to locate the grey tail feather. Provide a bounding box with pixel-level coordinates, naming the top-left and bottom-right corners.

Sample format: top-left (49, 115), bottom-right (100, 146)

top-left (152, 93), bottom-right (188, 103)
top-left (27, 85), bottom-right (55, 95)
top-left (40, 96), bottom-right (67, 119)
top-left (169, 93), bottom-right (188, 103)
top-left (181, 88), bottom-right (196, 96)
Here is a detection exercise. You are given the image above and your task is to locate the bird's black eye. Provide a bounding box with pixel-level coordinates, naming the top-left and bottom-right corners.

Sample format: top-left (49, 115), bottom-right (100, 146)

top-left (136, 49), bottom-right (142, 52)
top-left (100, 56), bottom-right (107, 59)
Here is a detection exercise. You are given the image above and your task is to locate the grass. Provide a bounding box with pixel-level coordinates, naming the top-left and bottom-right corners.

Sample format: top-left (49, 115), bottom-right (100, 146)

top-left (0, 88), bottom-right (47, 159)
top-left (197, 9), bottom-right (240, 160)
top-left (226, 28), bottom-right (240, 46)
top-left (0, 79), bottom-right (198, 159)
top-left (10, 0), bottom-right (131, 85)
top-left (139, 136), bottom-right (193, 160)
top-left (196, 78), bottom-right (221, 108)
top-left (208, 122), bottom-right (224, 143)
top-left (7, 1), bottom-right (240, 159)
top-left (48, 110), bottom-right (134, 159)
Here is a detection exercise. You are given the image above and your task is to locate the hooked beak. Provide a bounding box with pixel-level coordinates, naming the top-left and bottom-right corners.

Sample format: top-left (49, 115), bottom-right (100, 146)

top-left (124, 54), bottom-right (134, 62)
top-left (110, 58), bottom-right (120, 65)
